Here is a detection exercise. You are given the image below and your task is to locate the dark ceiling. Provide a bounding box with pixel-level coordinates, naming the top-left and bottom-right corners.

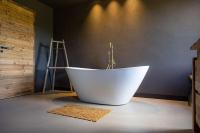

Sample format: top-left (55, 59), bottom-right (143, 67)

top-left (39, 0), bottom-right (90, 8)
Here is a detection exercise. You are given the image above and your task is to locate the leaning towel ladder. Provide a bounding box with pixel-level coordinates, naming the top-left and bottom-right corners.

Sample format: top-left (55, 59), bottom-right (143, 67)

top-left (42, 39), bottom-right (73, 93)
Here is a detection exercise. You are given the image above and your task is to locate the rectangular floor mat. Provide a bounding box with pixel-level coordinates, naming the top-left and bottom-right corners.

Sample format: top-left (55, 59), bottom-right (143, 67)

top-left (48, 104), bottom-right (111, 122)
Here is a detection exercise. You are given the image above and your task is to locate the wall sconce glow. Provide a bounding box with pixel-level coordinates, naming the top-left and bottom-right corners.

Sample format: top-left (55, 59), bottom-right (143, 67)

top-left (123, 0), bottom-right (144, 26)
top-left (82, 3), bottom-right (103, 34)
top-left (81, 3), bottom-right (104, 40)
top-left (88, 3), bottom-right (103, 23)
top-left (106, 1), bottom-right (121, 18)
top-left (123, 0), bottom-right (143, 14)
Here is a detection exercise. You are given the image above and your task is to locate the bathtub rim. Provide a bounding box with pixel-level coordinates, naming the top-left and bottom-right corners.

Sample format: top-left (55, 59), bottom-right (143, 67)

top-left (65, 66), bottom-right (149, 71)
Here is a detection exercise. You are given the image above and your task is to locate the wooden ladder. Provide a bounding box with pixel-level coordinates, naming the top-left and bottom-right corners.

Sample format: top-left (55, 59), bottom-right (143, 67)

top-left (42, 39), bottom-right (73, 93)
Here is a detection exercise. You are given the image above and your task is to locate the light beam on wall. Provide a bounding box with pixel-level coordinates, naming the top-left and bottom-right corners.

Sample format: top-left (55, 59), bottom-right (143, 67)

top-left (106, 0), bottom-right (121, 18)
top-left (81, 0), bottom-right (145, 44)
top-left (89, 3), bottom-right (103, 23)
top-left (84, 3), bottom-right (103, 29)
top-left (105, 0), bottom-right (121, 38)
top-left (80, 2), bottom-right (104, 44)
top-left (123, 0), bottom-right (144, 27)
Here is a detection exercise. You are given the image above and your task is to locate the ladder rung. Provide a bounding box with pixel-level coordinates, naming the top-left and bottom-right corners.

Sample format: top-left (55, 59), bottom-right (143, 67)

top-left (48, 67), bottom-right (67, 69)
top-left (52, 48), bottom-right (64, 49)
top-left (52, 40), bottom-right (64, 43)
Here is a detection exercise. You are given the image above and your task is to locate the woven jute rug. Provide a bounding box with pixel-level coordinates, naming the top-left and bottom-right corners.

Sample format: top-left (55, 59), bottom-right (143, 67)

top-left (48, 104), bottom-right (111, 122)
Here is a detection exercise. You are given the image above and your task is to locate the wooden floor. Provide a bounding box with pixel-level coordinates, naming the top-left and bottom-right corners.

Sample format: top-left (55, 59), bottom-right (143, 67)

top-left (0, 92), bottom-right (192, 133)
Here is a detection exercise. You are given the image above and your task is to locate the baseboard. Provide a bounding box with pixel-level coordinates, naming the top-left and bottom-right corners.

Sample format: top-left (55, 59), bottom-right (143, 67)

top-left (0, 91), bottom-right (33, 100)
top-left (49, 87), bottom-right (189, 101)
top-left (134, 93), bottom-right (188, 101)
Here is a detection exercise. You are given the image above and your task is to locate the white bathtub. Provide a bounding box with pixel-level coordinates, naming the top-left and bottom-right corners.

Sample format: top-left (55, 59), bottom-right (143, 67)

top-left (65, 66), bottom-right (149, 105)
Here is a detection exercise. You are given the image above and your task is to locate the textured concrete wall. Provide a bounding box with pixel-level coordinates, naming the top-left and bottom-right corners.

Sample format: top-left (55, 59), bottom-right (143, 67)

top-left (54, 0), bottom-right (200, 99)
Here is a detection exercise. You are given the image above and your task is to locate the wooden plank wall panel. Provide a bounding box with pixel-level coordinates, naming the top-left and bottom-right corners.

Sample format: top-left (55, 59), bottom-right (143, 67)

top-left (0, 0), bottom-right (35, 99)
top-left (196, 93), bottom-right (200, 127)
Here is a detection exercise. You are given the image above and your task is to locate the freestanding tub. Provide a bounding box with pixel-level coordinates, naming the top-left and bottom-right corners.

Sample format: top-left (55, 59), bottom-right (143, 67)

top-left (65, 66), bottom-right (149, 105)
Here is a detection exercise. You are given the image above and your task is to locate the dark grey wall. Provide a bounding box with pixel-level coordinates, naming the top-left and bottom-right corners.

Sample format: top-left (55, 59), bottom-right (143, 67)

top-left (54, 0), bottom-right (200, 99)
top-left (14, 0), bottom-right (53, 92)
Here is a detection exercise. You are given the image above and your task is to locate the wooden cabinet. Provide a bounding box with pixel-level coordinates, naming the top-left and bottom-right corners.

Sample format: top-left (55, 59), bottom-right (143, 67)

top-left (196, 93), bottom-right (200, 127)
top-left (0, 0), bottom-right (35, 99)
top-left (192, 58), bottom-right (200, 133)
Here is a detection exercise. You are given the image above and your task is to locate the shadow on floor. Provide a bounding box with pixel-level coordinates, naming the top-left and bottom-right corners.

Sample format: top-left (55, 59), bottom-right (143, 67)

top-left (52, 96), bottom-right (80, 103)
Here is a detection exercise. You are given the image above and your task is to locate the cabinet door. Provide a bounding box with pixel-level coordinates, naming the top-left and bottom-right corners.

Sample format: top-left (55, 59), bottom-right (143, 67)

top-left (0, 0), bottom-right (35, 99)
top-left (195, 59), bottom-right (200, 94)
top-left (196, 93), bottom-right (200, 127)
